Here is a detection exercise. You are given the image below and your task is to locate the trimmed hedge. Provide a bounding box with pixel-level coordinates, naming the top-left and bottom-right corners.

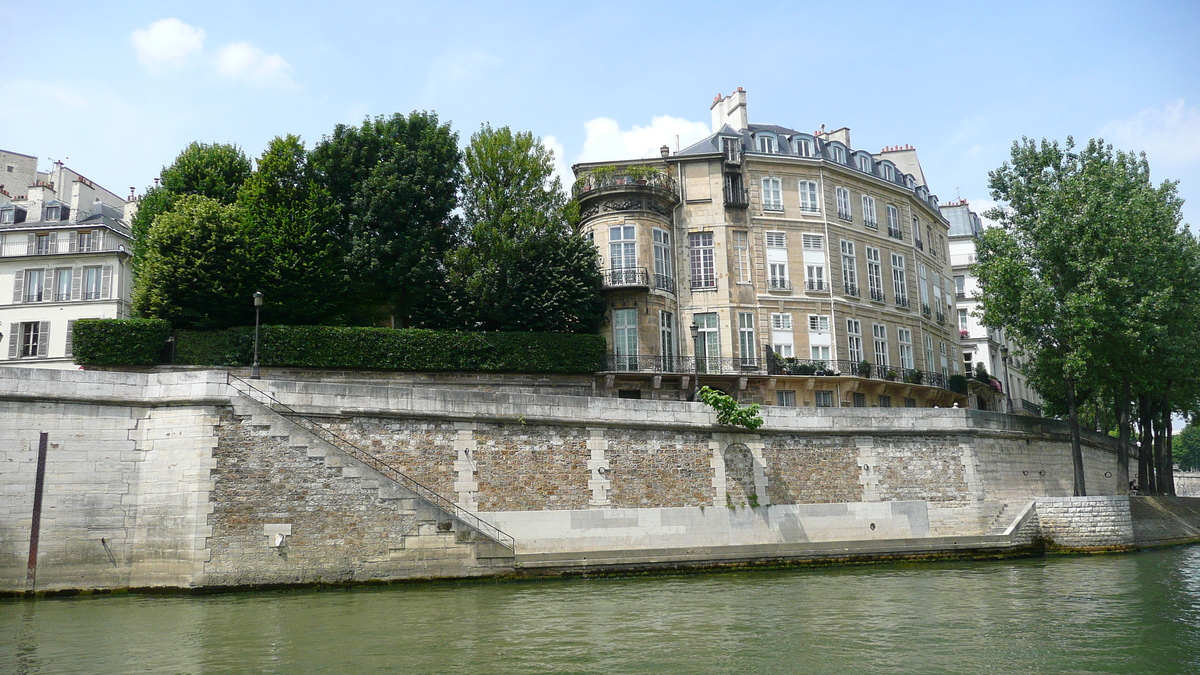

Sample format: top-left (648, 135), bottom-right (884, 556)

top-left (73, 319), bottom-right (171, 366)
top-left (76, 320), bottom-right (607, 374)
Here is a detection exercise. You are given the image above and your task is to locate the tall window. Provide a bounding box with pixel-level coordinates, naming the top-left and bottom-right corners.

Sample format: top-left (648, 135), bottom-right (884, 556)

top-left (882, 164), bottom-right (896, 181)
top-left (815, 390), bottom-right (834, 407)
top-left (689, 232), bottom-right (715, 289)
top-left (802, 234), bottom-right (824, 290)
top-left (660, 311), bottom-right (675, 366)
top-left (873, 324), bottom-right (889, 366)
top-left (898, 329), bottom-right (914, 370)
top-left (836, 187), bottom-right (852, 220)
top-left (19, 321), bottom-right (43, 358)
top-left (856, 155), bottom-right (872, 172)
top-left (77, 230), bottom-right (96, 252)
top-left (805, 264), bottom-right (825, 291)
top-left (913, 216), bottom-right (922, 250)
top-left (24, 269), bottom-right (44, 303)
top-left (757, 135), bottom-right (777, 154)
top-left (840, 240), bottom-right (857, 296)
top-left (924, 334), bottom-right (935, 372)
top-left (798, 180), bottom-right (819, 213)
top-left (83, 266), bottom-right (102, 300)
top-left (866, 247), bottom-right (883, 302)
top-left (808, 314), bottom-right (831, 361)
top-left (762, 177), bottom-right (783, 211)
top-left (954, 275), bottom-right (965, 296)
top-left (958, 308), bottom-right (970, 332)
top-left (918, 262), bottom-right (929, 308)
top-left (940, 340), bottom-right (949, 376)
top-left (766, 231), bottom-right (788, 290)
top-left (612, 308), bottom-right (638, 369)
top-left (777, 390), bottom-right (796, 407)
top-left (771, 313), bottom-right (794, 357)
top-left (891, 253), bottom-right (907, 303)
top-left (738, 312), bottom-right (756, 366)
top-left (846, 319), bottom-right (863, 363)
top-left (862, 195), bottom-right (877, 228)
top-left (886, 205), bottom-right (900, 238)
top-left (609, 225), bottom-right (636, 285)
top-left (695, 312), bottom-right (719, 372)
top-left (652, 228), bottom-right (673, 291)
top-left (830, 145), bottom-right (846, 164)
top-left (55, 268), bottom-right (71, 302)
top-left (732, 230), bottom-right (750, 283)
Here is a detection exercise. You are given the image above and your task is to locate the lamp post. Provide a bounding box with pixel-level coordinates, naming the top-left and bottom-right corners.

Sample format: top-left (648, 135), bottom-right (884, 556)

top-left (690, 321), bottom-right (700, 401)
top-left (1001, 344), bottom-right (1013, 413)
top-left (251, 291), bottom-right (263, 379)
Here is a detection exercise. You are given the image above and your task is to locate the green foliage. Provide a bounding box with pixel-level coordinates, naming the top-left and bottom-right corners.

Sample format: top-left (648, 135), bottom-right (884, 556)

top-left (310, 111), bottom-right (463, 326)
top-left (1175, 422), bottom-right (1200, 472)
top-left (169, 325), bottom-right (606, 373)
top-left (73, 319), bottom-right (170, 365)
top-left (948, 374), bottom-right (969, 395)
top-left (857, 360), bottom-right (872, 377)
top-left (904, 369), bottom-right (924, 385)
top-left (698, 386), bottom-right (764, 430)
top-left (445, 125), bottom-right (604, 333)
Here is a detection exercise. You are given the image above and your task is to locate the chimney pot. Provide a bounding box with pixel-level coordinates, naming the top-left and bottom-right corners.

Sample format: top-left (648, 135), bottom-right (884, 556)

top-left (660, 145), bottom-right (670, 158)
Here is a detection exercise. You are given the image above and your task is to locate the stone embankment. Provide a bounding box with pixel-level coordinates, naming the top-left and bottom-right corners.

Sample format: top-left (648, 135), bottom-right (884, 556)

top-left (2, 367), bottom-right (1198, 594)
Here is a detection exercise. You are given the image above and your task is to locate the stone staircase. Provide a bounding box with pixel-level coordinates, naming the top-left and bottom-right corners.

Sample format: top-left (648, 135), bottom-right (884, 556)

top-left (226, 395), bottom-right (514, 576)
top-left (984, 500), bottom-right (1013, 535)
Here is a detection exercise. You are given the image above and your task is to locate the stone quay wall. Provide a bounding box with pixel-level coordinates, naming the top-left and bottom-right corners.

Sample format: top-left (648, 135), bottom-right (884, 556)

top-left (0, 367), bottom-right (1163, 593)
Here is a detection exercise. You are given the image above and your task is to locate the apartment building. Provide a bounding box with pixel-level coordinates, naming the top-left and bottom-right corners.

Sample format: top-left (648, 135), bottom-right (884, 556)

top-left (0, 150), bottom-right (134, 368)
top-left (574, 89), bottom-right (966, 407)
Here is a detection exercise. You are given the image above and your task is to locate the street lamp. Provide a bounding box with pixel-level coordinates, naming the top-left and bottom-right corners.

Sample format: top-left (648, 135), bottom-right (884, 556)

top-left (251, 291), bottom-right (264, 379)
top-left (1001, 344), bottom-right (1013, 413)
top-left (690, 321), bottom-right (700, 401)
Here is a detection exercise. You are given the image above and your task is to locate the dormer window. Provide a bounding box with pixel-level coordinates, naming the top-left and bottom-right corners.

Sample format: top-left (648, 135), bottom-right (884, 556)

top-left (0, 208), bottom-right (13, 224)
top-left (794, 137), bottom-right (813, 157)
top-left (756, 134), bottom-right (777, 154)
top-left (855, 154), bottom-right (872, 173)
top-left (44, 206), bottom-right (60, 221)
top-left (881, 163), bottom-right (896, 181)
top-left (829, 145), bottom-right (846, 164)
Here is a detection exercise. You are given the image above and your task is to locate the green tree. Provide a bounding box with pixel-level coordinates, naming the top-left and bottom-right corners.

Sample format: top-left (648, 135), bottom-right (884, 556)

top-left (310, 112), bottom-right (462, 326)
top-left (133, 195), bottom-right (254, 329)
top-left (1175, 420), bottom-right (1200, 472)
top-left (239, 135), bottom-right (346, 325)
top-left (445, 125), bottom-right (604, 332)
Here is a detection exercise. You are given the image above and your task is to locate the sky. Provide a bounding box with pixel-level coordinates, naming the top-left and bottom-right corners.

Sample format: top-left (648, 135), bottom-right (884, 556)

top-left (2, 0), bottom-right (1198, 229)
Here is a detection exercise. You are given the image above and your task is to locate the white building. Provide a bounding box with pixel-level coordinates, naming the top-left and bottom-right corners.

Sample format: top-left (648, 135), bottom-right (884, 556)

top-left (0, 150), bottom-right (134, 368)
top-left (943, 199), bottom-right (1042, 415)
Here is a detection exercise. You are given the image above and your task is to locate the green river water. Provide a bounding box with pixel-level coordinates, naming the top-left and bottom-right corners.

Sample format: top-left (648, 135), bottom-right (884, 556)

top-left (4, 547), bottom-right (1200, 674)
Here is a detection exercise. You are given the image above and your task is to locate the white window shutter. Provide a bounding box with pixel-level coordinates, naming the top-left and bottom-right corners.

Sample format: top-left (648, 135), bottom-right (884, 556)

top-left (65, 319), bottom-right (76, 357)
top-left (7, 323), bottom-right (17, 358)
top-left (12, 271), bottom-right (23, 304)
top-left (71, 267), bottom-right (82, 300)
top-left (37, 322), bottom-right (49, 357)
top-left (41, 270), bottom-right (51, 302)
top-left (48, 232), bottom-right (57, 252)
top-left (101, 265), bottom-right (112, 299)
top-left (26, 233), bottom-right (34, 255)
top-left (68, 231), bottom-right (77, 252)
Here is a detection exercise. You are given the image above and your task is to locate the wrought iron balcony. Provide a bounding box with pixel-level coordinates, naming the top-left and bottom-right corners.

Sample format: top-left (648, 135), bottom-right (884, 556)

top-left (769, 278), bottom-right (792, 291)
top-left (603, 267), bottom-right (649, 289)
top-left (915, 239), bottom-right (924, 251)
top-left (573, 170), bottom-right (678, 200)
top-left (723, 145), bottom-right (743, 165)
top-left (936, 311), bottom-right (946, 325)
top-left (888, 227), bottom-right (903, 240)
top-left (921, 303), bottom-right (932, 318)
top-left (605, 354), bottom-right (765, 375)
top-left (763, 351), bottom-right (956, 392)
top-left (653, 273), bottom-right (676, 293)
top-left (805, 279), bottom-right (826, 291)
top-left (724, 185), bottom-right (750, 207)
top-left (691, 277), bottom-right (717, 291)
top-left (895, 295), bottom-right (910, 308)
top-left (844, 284), bottom-right (860, 298)
top-left (870, 288), bottom-right (886, 302)
top-left (1020, 398), bottom-right (1043, 416)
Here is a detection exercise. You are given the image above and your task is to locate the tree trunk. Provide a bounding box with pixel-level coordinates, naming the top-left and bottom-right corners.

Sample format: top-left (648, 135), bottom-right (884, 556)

top-left (1139, 393), bottom-right (1154, 493)
top-left (1065, 375), bottom-right (1086, 496)
top-left (1154, 413), bottom-right (1166, 497)
top-left (1116, 378), bottom-right (1131, 494)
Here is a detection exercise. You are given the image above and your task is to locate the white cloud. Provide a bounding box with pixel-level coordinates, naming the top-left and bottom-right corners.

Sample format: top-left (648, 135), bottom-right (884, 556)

top-left (578, 115), bottom-right (711, 163)
top-left (131, 18), bottom-right (205, 71)
top-left (215, 42), bottom-right (294, 88)
top-left (1101, 99), bottom-right (1200, 165)
top-left (542, 134), bottom-right (572, 192)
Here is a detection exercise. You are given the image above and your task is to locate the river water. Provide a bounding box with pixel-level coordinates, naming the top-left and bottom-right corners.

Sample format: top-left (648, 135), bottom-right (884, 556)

top-left (4, 547), bottom-right (1200, 674)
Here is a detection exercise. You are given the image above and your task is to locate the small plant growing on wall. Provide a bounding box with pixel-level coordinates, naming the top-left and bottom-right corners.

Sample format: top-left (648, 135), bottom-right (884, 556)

top-left (698, 386), bottom-right (764, 431)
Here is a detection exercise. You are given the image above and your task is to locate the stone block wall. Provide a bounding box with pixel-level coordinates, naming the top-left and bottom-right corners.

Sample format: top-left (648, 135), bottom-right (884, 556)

top-left (1035, 496), bottom-right (1134, 549)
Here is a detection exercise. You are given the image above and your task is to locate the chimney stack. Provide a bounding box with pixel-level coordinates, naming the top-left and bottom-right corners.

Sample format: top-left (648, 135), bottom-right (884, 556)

top-left (660, 145), bottom-right (670, 158)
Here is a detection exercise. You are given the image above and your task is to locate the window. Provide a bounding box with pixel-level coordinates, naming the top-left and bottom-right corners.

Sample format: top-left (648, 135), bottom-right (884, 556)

top-left (17, 321), bottom-right (46, 358)
top-left (815, 390), bottom-right (833, 407)
top-left (612, 308), bottom-right (638, 370)
top-left (840, 240), bottom-right (857, 296)
top-left (652, 228), bottom-right (673, 291)
top-left (808, 315), bottom-right (830, 332)
top-left (771, 313), bottom-right (794, 357)
top-left (0, 209), bottom-right (12, 224)
top-left (738, 312), bottom-right (756, 366)
top-left (898, 329), bottom-right (914, 369)
top-left (866, 247), bottom-right (883, 302)
top-left (732, 230), bottom-right (750, 283)
top-left (830, 145), bottom-right (846, 164)
top-left (879, 395), bottom-right (892, 408)
top-left (904, 397), bottom-right (917, 408)
top-left (766, 231), bottom-right (788, 290)
top-left (660, 311), bottom-right (675, 366)
top-left (913, 217), bottom-right (923, 250)
top-left (609, 225), bottom-right (636, 271)
top-left (852, 392), bottom-right (866, 407)
top-left (862, 195), bottom-right (877, 228)
top-left (83, 266), bottom-right (102, 300)
top-left (891, 254), bottom-right (907, 303)
top-left (801, 234), bottom-right (823, 250)
top-left (24, 269), bottom-right (44, 302)
top-left (695, 312), bottom-right (719, 372)
top-left (805, 263), bottom-right (825, 291)
top-left (940, 340), bottom-right (949, 376)
top-left (887, 205), bottom-right (901, 239)
top-left (798, 180), bottom-right (819, 213)
top-left (836, 187), bottom-right (852, 220)
top-left (55, 268), bottom-right (71, 302)
top-left (873, 323), bottom-right (889, 366)
top-left (34, 234), bottom-right (50, 255)
top-left (856, 155), bottom-right (872, 173)
top-left (918, 262), bottom-right (929, 307)
top-left (777, 390), bottom-right (796, 407)
top-left (882, 164), bottom-right (896, 181)
top-left (794, 138), bottom-right (812, 157)
top-left (811, 345), bottom-right (831, 360)
top-left (757, 134), bottom-right (777, 154)
top-left (761, 177), bottom-right (782, 211)
top-left (44, 206), bottom-right (60, 221)
top-left (924, 334), bottom-right (935, 372)
top-left (958, 308), bottom-right (970, 332)
top-left (846, 319), bottom-right (863, 363)
top-left (954, 275), bottom-right (965, 296)
top-left (689, 232), bottom-right (715, 289)
top-left (77, 230), bottom-right (97, 252)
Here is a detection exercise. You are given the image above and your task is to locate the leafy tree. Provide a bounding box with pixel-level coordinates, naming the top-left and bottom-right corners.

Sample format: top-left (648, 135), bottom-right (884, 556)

top-left (310, 112), bottom-right (462, 326)
top-left (133, 195), bottom-right (254, 329)
top-left (699, 386), bottom-right (764, 430)
top-left (1175, 421), bottom-right (1200, 472)
top-left (445, 125), bottom-right (604, 333)
top-left (239, 135), bottom-right (346, 325)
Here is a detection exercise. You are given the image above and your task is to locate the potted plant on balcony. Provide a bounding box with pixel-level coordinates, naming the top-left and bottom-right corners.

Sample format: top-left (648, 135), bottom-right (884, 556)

top-left (857, 360), bottom-right (872, 378)
top-left (904, 369), bottom-right (923, 385)
top-left (885, 368), bottom-right (898, 381)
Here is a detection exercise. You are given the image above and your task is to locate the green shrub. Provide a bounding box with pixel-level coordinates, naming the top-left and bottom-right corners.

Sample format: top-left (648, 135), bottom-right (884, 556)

top-left (73, 319), bottom-right (171, 365)
top-left (698, 385), bottom-right (764, 430)
top-left (174, 328), bottom-right (254, 366)
top-left (949, 374), bottom-right (970, 395)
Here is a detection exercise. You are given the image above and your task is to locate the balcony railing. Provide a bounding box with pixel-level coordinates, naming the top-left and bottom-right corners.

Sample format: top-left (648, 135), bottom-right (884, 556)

top-left (870, 288), bottom-right (885, 303)
top-left (691, 277), bottom-right (717, 291)
top-left (844, 284), bottom-right (860, 298)
top-left (915, 239), bottom-right (924, 251)
top-left (572, 171), bottom-right (679, 200)
top-left (724, 185), bottom-right (750, 207)
top-left (603, 267), bottom-right (649, 289)
top-left (1, 235), bottom-right (121, 257)
top-left (769, 278), bottom-right (791, 291)
top-left (921, 303), bottom-right (932, 318)
top-left (895, 295), bottom-right (910, 308)
top-left (763, 351), bottom-right (955, 391)
top-left (723, 145), bottom-right (743, 165)
top-left (936, 311), bottom-right (946, 325)
top-left (888, 227), bottom-right (903, 240)
top-left (805, 279), bottom-right (826, 291)
top-left (605, 354), bottom-right (764, 375)
top-left (949, 253), bottom-right (976, 266)
top-left (653, 273), bottom-right (675, 293)
top-left (1020, 398), bottom-right (1043, 416)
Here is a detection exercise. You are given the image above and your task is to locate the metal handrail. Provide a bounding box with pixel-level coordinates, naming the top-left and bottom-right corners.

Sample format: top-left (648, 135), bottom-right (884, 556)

top-left (603, 267), bottom-right (650, 288)
top-left (226, 372), bottom-right (516, 551)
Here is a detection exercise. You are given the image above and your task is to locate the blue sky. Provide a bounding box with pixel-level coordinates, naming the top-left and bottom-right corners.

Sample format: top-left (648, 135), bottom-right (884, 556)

top-left (3, 0), bottom-right (1198, 228)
